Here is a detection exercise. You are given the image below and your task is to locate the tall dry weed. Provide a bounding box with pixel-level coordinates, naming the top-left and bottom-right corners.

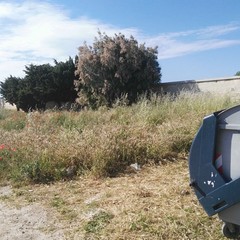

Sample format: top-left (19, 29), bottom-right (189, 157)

top-left (0, 92), bottom-right (238, 184)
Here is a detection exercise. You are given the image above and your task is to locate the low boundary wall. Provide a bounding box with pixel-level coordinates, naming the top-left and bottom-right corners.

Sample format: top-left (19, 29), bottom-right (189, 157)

top-left (160, 76), bottom-right (240, 95)
top-left (2, 77), bottom-right (240, 110)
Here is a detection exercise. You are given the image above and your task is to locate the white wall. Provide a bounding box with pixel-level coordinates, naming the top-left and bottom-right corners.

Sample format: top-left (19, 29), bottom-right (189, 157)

top-left (0, 98), bottom-right (17, 110)
top-left (161, 76), bottom-right (240, 95)
top-left (4, 102), bottom-right (17, 110)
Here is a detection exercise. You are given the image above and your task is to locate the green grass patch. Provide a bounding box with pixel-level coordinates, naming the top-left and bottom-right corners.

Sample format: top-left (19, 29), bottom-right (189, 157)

top-left (84, 211), bottom-right (114, 234)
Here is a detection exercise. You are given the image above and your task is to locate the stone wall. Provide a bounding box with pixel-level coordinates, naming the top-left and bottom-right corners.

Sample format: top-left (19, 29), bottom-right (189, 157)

top-left (160, 76), bottom-right (240, 95)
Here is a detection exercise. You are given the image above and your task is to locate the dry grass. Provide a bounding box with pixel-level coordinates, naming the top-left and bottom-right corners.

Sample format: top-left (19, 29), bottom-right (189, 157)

top-left (0, 92), bottom-right (238, 184)
top-left (0, 91), bottom-right (238, 239)
top-left (2, 159), bottom-right (226, 239)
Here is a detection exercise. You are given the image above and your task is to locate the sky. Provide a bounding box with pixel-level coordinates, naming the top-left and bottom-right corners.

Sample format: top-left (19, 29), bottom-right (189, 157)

top-left (1, 0), bottom-right (240, 83)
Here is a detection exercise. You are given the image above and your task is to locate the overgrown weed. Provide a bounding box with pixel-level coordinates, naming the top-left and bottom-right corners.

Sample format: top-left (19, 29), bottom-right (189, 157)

top-left (0, 92), bottom-right (238, 184)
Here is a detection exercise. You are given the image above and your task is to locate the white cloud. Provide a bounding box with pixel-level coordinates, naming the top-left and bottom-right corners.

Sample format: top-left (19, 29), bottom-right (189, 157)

top-left (144, 23), bottom-right (240, 59)
top-left (0, 1), bottom-right (138, 81)
top-left (0, 1), bottom-right (240, 82)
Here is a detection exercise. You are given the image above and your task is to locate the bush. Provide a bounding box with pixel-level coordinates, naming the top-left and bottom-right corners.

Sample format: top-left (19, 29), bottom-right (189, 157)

top-left (75, 32), bottom-right (161, 108)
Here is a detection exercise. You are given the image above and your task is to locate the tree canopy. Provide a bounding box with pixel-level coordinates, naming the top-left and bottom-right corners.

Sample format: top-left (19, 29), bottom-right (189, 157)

top-left (75, 32), bottom-right (161, 109)
top-left (1, 33), bottom-right (162, 111)
top-left (0, 57), bottom-right (77, 112)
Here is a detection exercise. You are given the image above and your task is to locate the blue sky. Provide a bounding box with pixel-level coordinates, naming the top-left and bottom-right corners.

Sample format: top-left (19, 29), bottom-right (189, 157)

top-left (1, 0), bottom-right (240, 83)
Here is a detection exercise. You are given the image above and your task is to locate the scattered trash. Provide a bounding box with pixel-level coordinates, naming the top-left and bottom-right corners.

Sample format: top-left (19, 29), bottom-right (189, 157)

top-left (65, 165), bottom-right (77, 178)
top-left (130, 163), bottom-right (141, 171)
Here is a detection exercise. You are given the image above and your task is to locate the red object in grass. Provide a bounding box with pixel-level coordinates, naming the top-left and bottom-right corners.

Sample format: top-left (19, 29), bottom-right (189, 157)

top-left (0, 144), bottom-right (5, 150)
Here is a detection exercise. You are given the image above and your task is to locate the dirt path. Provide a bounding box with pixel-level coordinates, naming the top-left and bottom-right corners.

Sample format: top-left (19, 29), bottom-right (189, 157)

top-left (0, 186), bottom-right (65, 240)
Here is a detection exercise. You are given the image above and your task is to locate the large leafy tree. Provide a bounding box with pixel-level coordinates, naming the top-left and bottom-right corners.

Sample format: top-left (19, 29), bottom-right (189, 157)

top-left (0, 76), bottom-right (39, 112)
top-left (75, 32), bottom-right (161, 108)
top-left (23, 58), bottom-right (77, 106)
top-left (0, 57), bottom-right (77, 112)
top-left (0, 76), bottom-right (23, 111)
top-left (52, 58), bottom-right (77, 103)
top-left (23, 63), bottom-right (55, 109)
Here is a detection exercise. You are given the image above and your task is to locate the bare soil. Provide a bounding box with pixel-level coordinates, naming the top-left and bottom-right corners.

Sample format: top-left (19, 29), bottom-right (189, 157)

top-left (0, 186), bottom-right (65, 240)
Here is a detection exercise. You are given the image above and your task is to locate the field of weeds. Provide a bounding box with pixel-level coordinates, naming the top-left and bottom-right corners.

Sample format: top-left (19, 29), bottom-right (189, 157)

top-left (0, 92), bottom-right (239, 239)
top-left (0, 92), bottom-right (238, 184)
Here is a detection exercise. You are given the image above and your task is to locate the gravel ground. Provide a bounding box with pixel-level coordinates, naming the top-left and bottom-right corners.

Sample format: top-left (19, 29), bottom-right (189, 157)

top-left (0, 186), bottom-right (65, 240)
